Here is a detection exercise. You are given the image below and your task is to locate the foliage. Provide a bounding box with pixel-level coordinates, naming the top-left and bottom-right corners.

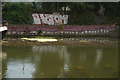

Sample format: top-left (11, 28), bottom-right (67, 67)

top-left (2, 2), bottom-right (120, 25)
top-left (102, 2), bottom-right (120, 24)
top-left (68, 11), bottom-right (95, 25)
top-left (57, 24), bottom-right (63, 31)
top-left (2, 3), bottom-right (33, 24)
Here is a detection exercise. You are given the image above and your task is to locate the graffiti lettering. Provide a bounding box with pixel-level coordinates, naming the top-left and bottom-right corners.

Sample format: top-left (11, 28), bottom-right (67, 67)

top-left (32, 14), bottom-right (68, 25)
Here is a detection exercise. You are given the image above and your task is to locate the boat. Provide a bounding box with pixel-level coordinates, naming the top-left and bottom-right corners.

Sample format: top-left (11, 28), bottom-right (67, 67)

top-left (0, 26), bottom-right (8, 40)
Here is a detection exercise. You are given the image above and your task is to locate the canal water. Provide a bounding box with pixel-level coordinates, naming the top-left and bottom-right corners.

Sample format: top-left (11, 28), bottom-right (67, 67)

top-left (2, 38), bottom-right (118, 78)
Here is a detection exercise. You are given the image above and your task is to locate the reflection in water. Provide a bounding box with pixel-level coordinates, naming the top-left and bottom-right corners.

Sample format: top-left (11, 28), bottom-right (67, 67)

top-left (62, 37), bottom-right (112, 43)
top-left (5, 60), bottom-right (35, 78)
top-left (32, 46), bottom-right (71, 78)
top-left (63, 47), bottom-right (70, 77)
top-left (79, 52), bottom-right (86, 63)
top-left (0, 52), bottom-right (7, 79)
top-left (0, 52), bottom-right (7, 59)
top-left (32, 46), bottom-right (66, 55)
top-left (95, 49), bottom-right (103, 67)
top-left (2, 43), bottom-right (118, 78)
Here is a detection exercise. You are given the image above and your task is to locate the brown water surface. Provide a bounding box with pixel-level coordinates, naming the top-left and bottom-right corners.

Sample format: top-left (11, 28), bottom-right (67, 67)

top-left (2, 38), bottom-right (118, 78)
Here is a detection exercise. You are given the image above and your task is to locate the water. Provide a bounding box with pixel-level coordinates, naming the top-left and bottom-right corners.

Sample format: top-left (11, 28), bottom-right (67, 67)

top-left (2, 38), bottom-right (118, 78)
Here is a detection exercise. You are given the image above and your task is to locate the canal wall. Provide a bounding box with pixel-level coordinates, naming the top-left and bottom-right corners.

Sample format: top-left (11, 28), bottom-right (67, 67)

top-left (6, 25), bottom-right (117, 37)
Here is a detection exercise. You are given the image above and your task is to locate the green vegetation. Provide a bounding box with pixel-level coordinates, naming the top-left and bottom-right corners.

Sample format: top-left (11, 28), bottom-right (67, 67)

top-left (2, 3), bottom-right (33, 24)
top-left (2, 2), bottom-right (120, 25)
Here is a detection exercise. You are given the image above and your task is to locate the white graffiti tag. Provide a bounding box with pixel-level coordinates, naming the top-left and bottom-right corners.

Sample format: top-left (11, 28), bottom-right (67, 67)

top-left (32, 14), bottom-right (68, 25)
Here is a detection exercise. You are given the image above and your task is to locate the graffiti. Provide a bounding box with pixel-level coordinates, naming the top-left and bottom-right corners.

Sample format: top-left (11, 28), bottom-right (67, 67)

top-left (32, 14), bottom-right (68, 25)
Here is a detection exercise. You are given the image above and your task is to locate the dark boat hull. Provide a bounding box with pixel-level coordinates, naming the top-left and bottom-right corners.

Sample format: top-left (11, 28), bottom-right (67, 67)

top-left (0, 30), bottom-right (7, 39)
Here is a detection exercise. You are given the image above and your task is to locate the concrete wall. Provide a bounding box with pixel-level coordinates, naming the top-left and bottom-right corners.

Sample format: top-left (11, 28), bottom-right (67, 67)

top-left (6, 25), bottom-right (116, 36)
